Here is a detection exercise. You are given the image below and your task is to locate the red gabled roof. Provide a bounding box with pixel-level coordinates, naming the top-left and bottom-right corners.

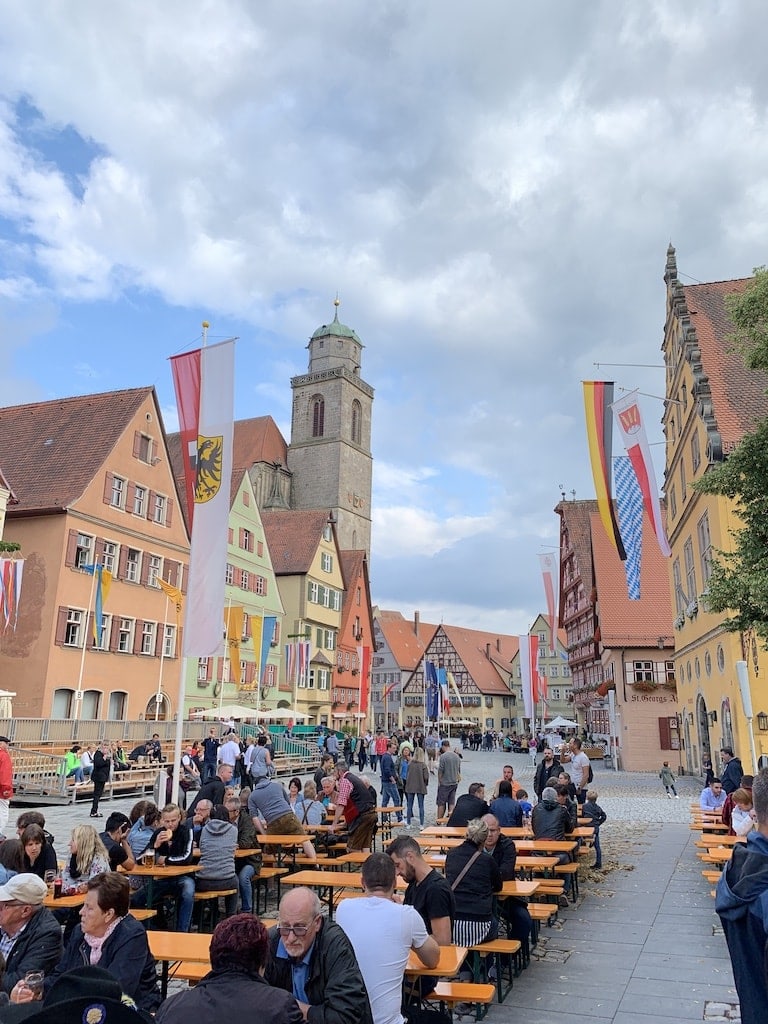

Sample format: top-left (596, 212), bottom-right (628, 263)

top-left (682, 279), bottom-right (768, 447)
top-left (262, 509), bottom-right (335, 575)
top-left (439, 624), bottom-right (519, 695)
top-left (0, 387), bottom-right (153, 513)
top-left (377, 610), bottom-right (438, 671)
top-left (590, 509), bottom-right (674, 648)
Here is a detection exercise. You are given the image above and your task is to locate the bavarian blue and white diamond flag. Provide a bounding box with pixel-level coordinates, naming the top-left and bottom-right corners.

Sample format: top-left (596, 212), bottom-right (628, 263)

top-left (615, 455), bottom-right (643, 600)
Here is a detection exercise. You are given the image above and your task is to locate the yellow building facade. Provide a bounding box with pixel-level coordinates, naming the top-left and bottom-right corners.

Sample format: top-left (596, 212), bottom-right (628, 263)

top-left (662, 247), bottom-right (768, 775)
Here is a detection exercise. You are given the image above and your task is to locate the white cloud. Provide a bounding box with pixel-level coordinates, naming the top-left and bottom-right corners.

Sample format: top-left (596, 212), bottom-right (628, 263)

top-left (0, 1), bottom-right (767, 630)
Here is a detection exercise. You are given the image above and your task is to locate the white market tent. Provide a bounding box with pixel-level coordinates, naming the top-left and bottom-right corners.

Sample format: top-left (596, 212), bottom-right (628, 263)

top-left (544, 716), bottom-right (579, 730)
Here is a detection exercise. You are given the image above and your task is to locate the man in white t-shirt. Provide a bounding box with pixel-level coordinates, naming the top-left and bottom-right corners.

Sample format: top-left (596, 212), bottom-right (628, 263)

top-left (218, 735), bottom-right (242, 784)
top-left (336, 853), bottom-right (439, 1024)
top-left (560, 737), bottom-right (590, 804)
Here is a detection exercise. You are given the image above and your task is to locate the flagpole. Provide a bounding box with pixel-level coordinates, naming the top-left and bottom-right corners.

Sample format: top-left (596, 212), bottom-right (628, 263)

top-left (220, 597), bottom-right (232, 713)
top-left (171, 655), bottom-right (187, 806)
top-left (74, 564), bottom-right (98, 721)
top-left (154, 595), bottom-right (170, 722)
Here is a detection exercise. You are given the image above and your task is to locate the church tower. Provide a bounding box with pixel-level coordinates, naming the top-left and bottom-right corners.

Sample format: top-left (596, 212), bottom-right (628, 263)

top-left (287, 301), bottom-right (373, 555)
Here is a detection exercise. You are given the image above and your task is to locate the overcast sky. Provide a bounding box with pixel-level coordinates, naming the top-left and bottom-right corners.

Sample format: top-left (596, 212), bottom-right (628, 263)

top-left (1, 2), bottom-right (767, 634)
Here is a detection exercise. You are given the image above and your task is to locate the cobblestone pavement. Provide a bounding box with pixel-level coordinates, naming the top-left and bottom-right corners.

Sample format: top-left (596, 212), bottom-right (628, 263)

top-left (9, 750), bottom-right (737, 1021)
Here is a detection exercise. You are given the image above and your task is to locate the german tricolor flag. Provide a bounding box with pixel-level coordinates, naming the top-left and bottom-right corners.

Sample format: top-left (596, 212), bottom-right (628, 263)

top-left (583, 381), bottom-right (626, 561)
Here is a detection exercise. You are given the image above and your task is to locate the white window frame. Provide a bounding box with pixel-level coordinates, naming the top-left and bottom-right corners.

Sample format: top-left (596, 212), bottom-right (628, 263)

top-left (111, 476), bottom-right (125, 509)
top-left (241, 570), bottom-right (250, 591)
top-left (75, 533), bottom-right (93, 570)
top-left (95, 613), bottom-right (111, 652)
top-left (163, 624), bottom-right (177, 658)
top-left (255, 575), bottom-right (266, 596)
top-left (153, 493), bottom-right (167, 525)
top-left (125, 549), bottom-right (141, 584)
top-left (140, 621), bottom-right (156, 655)
top-left (102, 541), bottom-right (118, 574)
top-left (308, 581), bottom-right (319, 603)
top-left (331, 590), bottom-right (341, 611)
top-left (148, 555), bottom-right (162, 588)
top-left (321, 552), bottom-right (333, 572)
top-left (133, 485), bottom-right (147, 517)
top-left (325, 630), bottom-right (336, 651)
top-left (318, 669), bottom-right (330, 690)
top-left (198, 658), bottom-right (209, 681)
top-left (117, 617), bottom-right (134, 653)
top-left (65, 608), bottom-right (83, 647)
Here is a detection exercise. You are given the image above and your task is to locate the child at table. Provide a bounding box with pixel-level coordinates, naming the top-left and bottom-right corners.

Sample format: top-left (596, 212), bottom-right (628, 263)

top-left (730, 788), bottom-right (757, 836)
top-left (582, 789), bottom-right (607, 870)
top-left (516, 788), bottom-right (533, 818)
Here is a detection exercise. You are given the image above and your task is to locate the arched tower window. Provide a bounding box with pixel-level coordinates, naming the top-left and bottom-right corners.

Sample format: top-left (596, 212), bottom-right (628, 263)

top-left (312, 396), bottom-right (325, 438)
top-left (351, 400), bottom-right (362, 444)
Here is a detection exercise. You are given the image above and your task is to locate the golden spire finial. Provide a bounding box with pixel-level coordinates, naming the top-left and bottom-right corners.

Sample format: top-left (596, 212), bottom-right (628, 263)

top-left (333, 295), bottom-right (340, 322)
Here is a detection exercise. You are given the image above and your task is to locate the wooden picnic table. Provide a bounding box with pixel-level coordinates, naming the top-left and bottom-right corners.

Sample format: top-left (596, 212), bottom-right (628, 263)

top-left (121, 862), bottom-right (199, 912)
top-left (149, 930), bottom-right (212, 998)
top-left (695, 835), bottom-right (747, 848)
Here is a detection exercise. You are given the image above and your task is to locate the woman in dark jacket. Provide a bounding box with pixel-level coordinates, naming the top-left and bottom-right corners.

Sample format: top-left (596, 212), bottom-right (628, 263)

top-left (47, 872), bottom-right (160, 1012)
top-left (156, 914), bottom-right (303, 1024)
top-left (20, 824), bottom-right (58, 880)
top-left (444, 817), bottom-right (502, 950)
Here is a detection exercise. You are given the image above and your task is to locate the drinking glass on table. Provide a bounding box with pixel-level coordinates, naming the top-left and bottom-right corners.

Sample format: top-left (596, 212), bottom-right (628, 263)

top-left (44, 870), bottom-right (56, 889)
top-left (142, 849), bottom-right (155, 867)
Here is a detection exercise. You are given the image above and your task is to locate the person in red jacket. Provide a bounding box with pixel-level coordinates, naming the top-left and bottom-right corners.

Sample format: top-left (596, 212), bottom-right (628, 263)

top-left (0, 736), bottom-right (14, 836)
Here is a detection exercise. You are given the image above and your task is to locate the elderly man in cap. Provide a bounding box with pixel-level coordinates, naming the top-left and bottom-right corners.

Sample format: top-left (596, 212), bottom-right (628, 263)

top-left (0, 735), bottom-right (13, 835)
top-left (0, 874), bottom-right (63, 994)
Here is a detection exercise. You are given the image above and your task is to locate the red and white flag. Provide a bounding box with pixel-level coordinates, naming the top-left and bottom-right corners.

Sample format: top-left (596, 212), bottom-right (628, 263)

top-left (611, 390), bottom-right (671, 557)
top-left (519, 635), bottom-right (540, 721)
top-left (538, 552), bottom-right (558, 691)
top-left (170, 339), bottom-right (235, 657)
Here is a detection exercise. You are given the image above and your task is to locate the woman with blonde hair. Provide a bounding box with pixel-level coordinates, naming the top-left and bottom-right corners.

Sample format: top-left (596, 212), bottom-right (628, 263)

top-left (445, 818), bottom-right (501, 951)
top-left (61, 824), bottom-right (110, 892)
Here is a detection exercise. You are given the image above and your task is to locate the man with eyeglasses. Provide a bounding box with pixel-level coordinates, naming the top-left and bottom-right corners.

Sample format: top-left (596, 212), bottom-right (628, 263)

top-left (0, 874), bottom-right (62, 995)
top-left (265, 887), bottom-right (373, 1024)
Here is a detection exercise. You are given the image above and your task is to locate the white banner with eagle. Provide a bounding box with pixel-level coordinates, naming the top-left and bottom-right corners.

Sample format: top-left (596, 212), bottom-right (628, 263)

top-left (171, 339), bottom-right (235, 657)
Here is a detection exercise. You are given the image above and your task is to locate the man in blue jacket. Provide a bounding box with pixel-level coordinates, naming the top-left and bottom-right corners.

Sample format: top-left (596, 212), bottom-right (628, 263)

top-left (716, 767), bottom-right (768, 1024)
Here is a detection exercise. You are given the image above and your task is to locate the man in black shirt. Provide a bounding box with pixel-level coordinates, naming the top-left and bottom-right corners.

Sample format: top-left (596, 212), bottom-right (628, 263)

top-left (446, 782), bottom-right (489, 827)
top-left (388, 834), bottom-right (454, 998)
top-left (185, 763), bottom-right (233, 817)
top-left (99, 812), bottom-right (136, 872)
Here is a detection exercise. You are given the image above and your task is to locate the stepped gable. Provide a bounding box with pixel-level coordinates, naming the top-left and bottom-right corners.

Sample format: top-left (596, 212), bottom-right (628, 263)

top-left (0, 387), bottom-right (153, 514)
top-left (558, 498), bottom-right (598, 597)
top-left (589, 508), bottom-right (673, 649)
top-left (681, 279), bottom-right (768, 447)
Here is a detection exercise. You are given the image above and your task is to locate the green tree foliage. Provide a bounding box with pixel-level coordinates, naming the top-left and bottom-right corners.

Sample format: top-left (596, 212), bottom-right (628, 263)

top-left (695, 269), bottom-right (768, 644)
top-left (725, 265), bottom-right (768, 369)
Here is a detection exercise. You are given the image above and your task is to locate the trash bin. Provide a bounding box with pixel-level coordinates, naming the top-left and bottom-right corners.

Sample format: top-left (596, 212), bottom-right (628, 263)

top-left (603, 753), bottom-right (612, 769)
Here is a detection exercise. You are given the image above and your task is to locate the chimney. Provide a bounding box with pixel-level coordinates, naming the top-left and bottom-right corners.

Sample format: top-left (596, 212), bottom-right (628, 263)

top-left (496, 638), bottom-right (501, 652)
top-left (414, 611), bottom-right (420, 634)
top-left (485, 643), bottom-right (491, 659)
